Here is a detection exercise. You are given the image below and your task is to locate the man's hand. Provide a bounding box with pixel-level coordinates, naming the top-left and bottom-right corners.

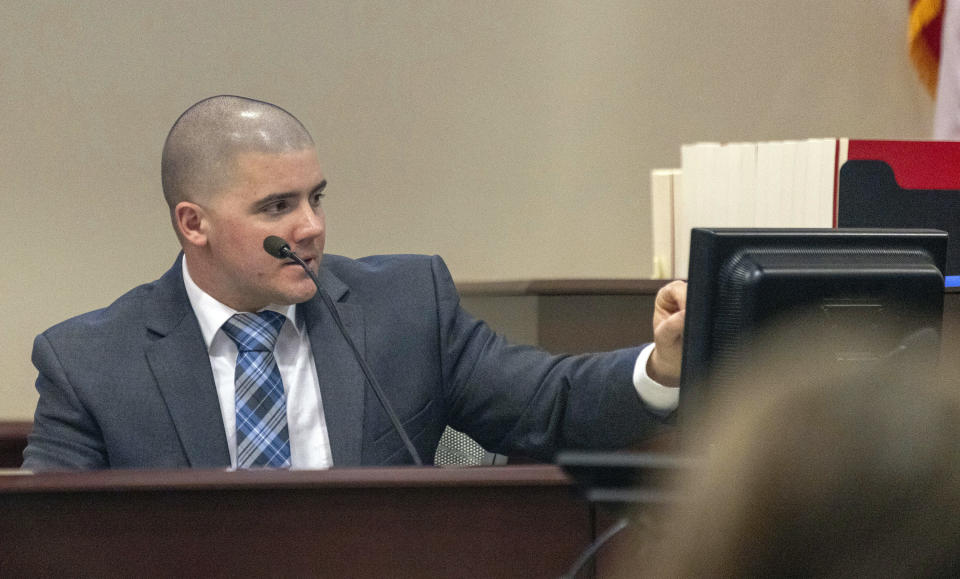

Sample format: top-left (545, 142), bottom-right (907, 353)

top-left (646, 280), bottom-right (687, 388)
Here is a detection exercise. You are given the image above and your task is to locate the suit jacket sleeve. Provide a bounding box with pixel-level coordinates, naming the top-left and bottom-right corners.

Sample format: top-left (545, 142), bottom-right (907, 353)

top-left (430, 256), bottom-right (668, 460)
top-left (24, 333), bottom-right (109, 470)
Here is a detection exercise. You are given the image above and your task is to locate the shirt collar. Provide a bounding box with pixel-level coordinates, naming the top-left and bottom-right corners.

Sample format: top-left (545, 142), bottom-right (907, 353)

top-left (181, 255), bottom-right (301, 349)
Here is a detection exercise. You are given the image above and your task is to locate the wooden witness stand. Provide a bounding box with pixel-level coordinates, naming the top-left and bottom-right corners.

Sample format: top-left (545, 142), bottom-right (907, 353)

top-left (0, 465), bottom-right (596, 578)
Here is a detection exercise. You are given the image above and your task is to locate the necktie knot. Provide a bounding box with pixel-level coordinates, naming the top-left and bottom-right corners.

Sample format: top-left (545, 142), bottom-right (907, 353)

top-left (222, 311), bottom-right (285, 353)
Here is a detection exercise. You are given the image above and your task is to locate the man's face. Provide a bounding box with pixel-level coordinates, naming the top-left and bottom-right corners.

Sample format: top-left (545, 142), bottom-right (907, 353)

top-left (194, 148), bottom-right (327, 311)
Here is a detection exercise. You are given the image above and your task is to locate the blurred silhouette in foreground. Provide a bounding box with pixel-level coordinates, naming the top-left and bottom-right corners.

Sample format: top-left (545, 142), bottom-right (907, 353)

top-left (613, 319), bottom-right (960, 577)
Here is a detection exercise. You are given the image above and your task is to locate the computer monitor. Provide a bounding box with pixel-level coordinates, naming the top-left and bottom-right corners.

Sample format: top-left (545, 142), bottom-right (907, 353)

top-left (679, 228), bottom-right (947, 414)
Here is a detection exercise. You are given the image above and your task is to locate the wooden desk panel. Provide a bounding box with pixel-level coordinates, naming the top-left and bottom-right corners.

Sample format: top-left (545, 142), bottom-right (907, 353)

top-left (459, 279), bottom-right (665, 356)
top-left (0, 466), bottom-right (591, 578)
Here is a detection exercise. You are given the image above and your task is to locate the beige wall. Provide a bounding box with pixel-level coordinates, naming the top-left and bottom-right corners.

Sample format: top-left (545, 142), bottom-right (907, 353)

top-left (0, 1), bottom-right (933, 419)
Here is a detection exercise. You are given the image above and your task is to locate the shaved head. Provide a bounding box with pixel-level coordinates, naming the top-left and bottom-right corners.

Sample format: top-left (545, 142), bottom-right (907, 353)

top-left (161, 95), bottom-right (315, 210)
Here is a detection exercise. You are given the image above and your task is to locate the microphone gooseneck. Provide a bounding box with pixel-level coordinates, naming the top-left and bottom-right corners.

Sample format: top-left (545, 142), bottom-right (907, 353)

top-left (262, 236), bottom-right (424, 466)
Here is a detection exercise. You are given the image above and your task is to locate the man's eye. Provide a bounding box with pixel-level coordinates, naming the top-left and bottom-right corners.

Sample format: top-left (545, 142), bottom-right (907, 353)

top-left (265, 201), bottom-right (289, 213)
top-left (311, 192), bottom-right (325, 206)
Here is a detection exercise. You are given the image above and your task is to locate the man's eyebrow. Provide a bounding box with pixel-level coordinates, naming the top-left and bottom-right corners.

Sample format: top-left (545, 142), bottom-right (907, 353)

top-left (312, 180), bottom-right (328, 195)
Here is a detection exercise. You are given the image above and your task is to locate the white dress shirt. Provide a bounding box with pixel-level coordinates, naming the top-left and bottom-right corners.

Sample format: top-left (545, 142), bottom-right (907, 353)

top-left (634, 343), bottom-right (681, 415)
top-left (181, 257), bottom-right (679, 468)
top-left (182, 258), bottom-right (333, 469)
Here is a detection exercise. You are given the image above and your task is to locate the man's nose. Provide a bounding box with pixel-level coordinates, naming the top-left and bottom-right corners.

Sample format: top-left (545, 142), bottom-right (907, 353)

top-left (292, 202), bottom-right (325, 243)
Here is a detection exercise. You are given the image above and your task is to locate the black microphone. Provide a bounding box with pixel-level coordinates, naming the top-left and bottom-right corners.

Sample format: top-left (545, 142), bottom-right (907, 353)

top-left (263, 235), bottom-right (292, 259)
top-left (262, 236), bottom-right (424, 466)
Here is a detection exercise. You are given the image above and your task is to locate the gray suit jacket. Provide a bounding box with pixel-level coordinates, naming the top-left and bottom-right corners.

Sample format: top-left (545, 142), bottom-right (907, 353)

top-left (23, 253), bottom-right (664, 470)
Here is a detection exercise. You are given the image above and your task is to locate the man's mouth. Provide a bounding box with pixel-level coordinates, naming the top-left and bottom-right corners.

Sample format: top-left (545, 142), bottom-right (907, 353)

top-left (284, 255), bottom-right (318, 269)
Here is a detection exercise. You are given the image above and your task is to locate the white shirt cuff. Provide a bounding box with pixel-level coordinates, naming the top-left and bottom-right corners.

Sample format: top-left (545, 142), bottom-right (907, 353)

top-left (633, 343), bottom-right (680, 415)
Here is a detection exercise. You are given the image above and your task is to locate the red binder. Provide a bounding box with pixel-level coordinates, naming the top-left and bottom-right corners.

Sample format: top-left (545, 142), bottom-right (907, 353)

top-left (836, 140), bottom-right (960, 286)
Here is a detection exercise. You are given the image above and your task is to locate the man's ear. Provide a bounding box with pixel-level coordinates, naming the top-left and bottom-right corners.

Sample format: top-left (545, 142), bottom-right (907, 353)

top-left (174, 201), bottom-right (208, 247)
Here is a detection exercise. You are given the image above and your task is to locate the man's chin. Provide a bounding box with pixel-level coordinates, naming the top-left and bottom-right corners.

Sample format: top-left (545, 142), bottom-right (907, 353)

top-left (271, 264), bottom-right (321, 304)
top-left (279, 283), bottom-right (318, 305)
top-left (296, 280), bottom-right (322, 303)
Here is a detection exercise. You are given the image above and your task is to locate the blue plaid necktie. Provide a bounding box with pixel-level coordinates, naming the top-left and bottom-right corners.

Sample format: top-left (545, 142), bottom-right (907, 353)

top-left (221, 311), bottom-right (291, 468)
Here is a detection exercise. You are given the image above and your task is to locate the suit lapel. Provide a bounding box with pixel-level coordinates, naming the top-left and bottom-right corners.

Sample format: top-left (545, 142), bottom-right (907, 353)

top-left (302, 267), bottom-right (366, 467)
top-left (144, 256), bottom-right (230, 467)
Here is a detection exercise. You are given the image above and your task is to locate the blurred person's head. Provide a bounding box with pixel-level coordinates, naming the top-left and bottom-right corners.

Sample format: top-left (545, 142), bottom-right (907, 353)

top-left (622, 323), bottom-right (960, 577)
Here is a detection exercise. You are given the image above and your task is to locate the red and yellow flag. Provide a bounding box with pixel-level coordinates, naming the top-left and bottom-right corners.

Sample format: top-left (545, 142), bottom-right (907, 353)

top-left (910, 0), bottom-right (945, 96)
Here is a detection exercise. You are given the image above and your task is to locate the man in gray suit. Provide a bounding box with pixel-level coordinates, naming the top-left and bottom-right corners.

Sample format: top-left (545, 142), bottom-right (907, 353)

top-left (23, 95), bottom-right (686, 470)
